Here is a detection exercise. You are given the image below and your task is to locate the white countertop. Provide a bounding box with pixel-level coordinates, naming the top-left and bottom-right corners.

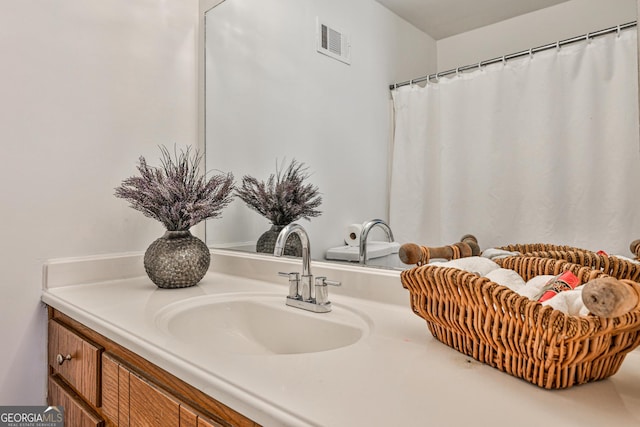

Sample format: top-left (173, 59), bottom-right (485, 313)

top-left (41, 250), bottom-right (640, 427)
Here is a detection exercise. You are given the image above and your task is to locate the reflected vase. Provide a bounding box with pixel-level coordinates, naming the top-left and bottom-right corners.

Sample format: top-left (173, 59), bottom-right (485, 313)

top-left (144, 230), bottom-right (210, 289)
top-left (256, 225), bottom-right (302, 257)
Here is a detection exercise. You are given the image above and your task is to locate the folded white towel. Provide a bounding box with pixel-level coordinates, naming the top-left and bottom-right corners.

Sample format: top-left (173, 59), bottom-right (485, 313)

top-left (481, 248), bottom-right (521, 261)
top-left (541, 288), bottom-right (589, 316)
top-left (517, 275), bottom-right (556, 300)
top-left (430, 256), bottom-right (499, 276)
top-left (515, 275), bottom-right (590, 316)
top-left (484, 268), bottom-right (526, 292)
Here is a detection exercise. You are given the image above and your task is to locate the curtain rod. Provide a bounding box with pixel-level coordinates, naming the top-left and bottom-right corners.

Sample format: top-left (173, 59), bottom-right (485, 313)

top-left (389, 20), bottom-right (637, 90)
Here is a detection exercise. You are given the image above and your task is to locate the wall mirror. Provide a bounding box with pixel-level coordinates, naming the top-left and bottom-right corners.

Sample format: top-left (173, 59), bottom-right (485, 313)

top-left (203, 0), bottom-right (638, 269)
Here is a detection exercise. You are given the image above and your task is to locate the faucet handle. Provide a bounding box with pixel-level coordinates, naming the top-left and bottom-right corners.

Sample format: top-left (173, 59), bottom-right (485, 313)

top-left (278, 271), bottom-right (299, 278)
top-left (323, 278), bottom-right (341, 287)
top-left (278, 272), bottom-right (300, 298)
top-left (314, 276), bottom-right (341, 306)
top-left (314, 276), bottom-right (341, 287)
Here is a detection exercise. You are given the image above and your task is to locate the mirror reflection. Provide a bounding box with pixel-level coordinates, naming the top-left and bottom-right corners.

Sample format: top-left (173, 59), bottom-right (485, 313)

top-left (205, 0), bottom-right (638, 269)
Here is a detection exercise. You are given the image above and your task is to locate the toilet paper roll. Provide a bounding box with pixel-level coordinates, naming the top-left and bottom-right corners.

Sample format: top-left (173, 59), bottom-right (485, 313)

top-left (344, 224), bottom-right (363, 247)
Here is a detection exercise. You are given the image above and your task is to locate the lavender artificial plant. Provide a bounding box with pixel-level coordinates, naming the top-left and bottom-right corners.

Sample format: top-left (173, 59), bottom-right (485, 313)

top-left (115, 146), bottom-right (235, 231)
top-left (236, 159), bottom-right (322, 226)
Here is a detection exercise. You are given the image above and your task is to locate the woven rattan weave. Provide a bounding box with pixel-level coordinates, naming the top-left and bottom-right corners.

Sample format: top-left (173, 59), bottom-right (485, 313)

top-left (400, 256), bottom-right (640, 389)
top-left (498, 243), bottom-right (640, 282)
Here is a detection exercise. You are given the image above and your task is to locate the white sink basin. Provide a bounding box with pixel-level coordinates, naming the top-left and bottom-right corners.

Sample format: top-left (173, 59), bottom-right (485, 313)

top-left (155, 293), bottom-right (370, 355)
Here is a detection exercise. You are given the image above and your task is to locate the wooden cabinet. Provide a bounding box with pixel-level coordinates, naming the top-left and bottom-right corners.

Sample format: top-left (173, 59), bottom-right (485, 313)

top-left (102, 353), bottom-right (221, 427)
top-left (180, 405), bottom-right (221, 427)
top-left (48, 375), bottom-right (103, 427)
top-left (47, 318), bottom-right (104, 426)
top-left (48, 308), bottom-right (260, 427)
top-left (48, 319), bottom-right (102, 406)
top-left (130, 371), bottom-right (180, 426)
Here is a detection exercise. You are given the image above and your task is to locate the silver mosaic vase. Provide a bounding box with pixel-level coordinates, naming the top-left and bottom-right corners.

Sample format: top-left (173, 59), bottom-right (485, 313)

top-left (256, 224), bottom-right (302, 257)
top-left (144, 230), bottom-right (210, 289)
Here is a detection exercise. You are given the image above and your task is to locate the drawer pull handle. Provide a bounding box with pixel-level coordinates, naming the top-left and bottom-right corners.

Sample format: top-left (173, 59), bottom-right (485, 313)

top-left (56, 354), bottom-right (72, 365)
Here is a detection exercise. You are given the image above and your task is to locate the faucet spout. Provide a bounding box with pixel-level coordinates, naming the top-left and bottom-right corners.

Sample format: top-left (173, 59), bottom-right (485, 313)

top-left (274, 223), bottom-right (311, 277)
top-left (359, 219), bottom-right (395, 264)
top-left (274, 223), bottom-right (340, 313)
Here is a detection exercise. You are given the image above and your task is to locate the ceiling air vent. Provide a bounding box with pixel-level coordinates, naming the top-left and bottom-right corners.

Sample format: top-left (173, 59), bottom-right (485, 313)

top-left (316, 18), bottom-right (351, 65)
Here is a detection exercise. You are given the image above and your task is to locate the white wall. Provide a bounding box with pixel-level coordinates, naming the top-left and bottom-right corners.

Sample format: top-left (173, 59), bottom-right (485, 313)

top-left (204, 0), bottom-right (436, 259)
top-left (3, 0), bottom-right (636, 405)
top-left (438, 0), bottom-right (637, 71)
top-left (0, 0), bottom-right (198, 404)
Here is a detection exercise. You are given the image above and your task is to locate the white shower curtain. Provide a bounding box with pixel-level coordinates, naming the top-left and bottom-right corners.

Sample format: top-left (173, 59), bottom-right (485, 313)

top-left (390, 28), bottom-right (640, 255)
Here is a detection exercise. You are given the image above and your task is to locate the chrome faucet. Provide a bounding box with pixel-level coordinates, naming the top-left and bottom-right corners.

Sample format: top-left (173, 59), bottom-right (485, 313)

top-left (274, 223), bottom-right (340, 313)
top-left (358, 219), bottom-right (395, 264)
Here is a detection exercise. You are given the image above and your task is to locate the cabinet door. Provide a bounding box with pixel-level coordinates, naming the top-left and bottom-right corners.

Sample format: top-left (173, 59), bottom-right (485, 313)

top-left (197, 416), bottom-right (224, 427)
top-left (48, 375), bottom-right (104, 427)
top-left (49, 319), bottom-right (102, 406)
top-left (101, 351), bottom-right (253, 427)
top-left (101, 354), bottom-right (119, 425)
top-left (101, 354), bottom-right (133, 427)
top-left (129, 371), bottom-right (180, 427)
top-left (180, 406), bottom-right (198, 427)
top-left (180, 405), bottom-right (224, 427)
top-left (105, 354), bottom-right (183, 427)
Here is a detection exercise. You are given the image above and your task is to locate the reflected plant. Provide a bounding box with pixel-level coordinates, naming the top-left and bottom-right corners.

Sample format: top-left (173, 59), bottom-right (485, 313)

top-left (236, 159), bottom-right (322, 226)
top-left (115, 145), bottom-right (235, 231)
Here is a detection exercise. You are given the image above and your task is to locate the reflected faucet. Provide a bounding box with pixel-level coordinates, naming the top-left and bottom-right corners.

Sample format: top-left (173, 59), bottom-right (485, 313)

top-left (274, 223), bottom-right (340, 313)
top-left (359, 219), bottom-right (395, 265)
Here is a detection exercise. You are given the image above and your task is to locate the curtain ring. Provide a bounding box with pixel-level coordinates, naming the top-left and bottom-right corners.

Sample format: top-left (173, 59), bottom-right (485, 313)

top-left (529, 48), bottom-right (533, 58)
top-left (617, 25), bottom-right (621, 38)
top-left (586, 32), bottom-right (591, 43)
top-left (456, 67), bottom-right (460, 76)
top-left (501, 55), bottom-right (506, 65)
top-left (478, 61), bottom-right (483, 71)
top-left (409, 79), bottom-right (413, 86)
top-left (556, 40), bottom-right (560, 51)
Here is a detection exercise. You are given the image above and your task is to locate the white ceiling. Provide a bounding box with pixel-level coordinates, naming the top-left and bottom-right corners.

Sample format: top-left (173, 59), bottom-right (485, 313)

top-left (374, 0), bottom-right (570, 39)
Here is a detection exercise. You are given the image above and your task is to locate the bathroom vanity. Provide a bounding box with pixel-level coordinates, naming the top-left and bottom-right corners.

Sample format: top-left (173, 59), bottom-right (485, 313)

top-left (42, 250), bottom-right (640, 427)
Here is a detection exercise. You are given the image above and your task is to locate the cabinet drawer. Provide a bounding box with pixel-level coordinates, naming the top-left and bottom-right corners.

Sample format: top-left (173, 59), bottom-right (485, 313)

top-left (48, 375), bottom-right (104, 427)
top-left (48, 319), bottom-right (102, 406)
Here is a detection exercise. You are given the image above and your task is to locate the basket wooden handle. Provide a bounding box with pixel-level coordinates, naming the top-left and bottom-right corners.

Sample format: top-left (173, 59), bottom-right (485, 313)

top-left (460, 234), bottom-right (480, 256)
top-left (582, 277), bottom-right (640, 318)
top-left (630, 239), bottom-right (640, 258)
top-left (399, 234), bottom-right (479, 265)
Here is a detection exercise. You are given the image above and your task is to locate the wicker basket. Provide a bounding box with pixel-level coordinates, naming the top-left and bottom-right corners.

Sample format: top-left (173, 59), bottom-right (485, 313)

top-left (400, 256), bottom-right (640, 389)
top-left (498, 243), bottom-right (640, 282)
